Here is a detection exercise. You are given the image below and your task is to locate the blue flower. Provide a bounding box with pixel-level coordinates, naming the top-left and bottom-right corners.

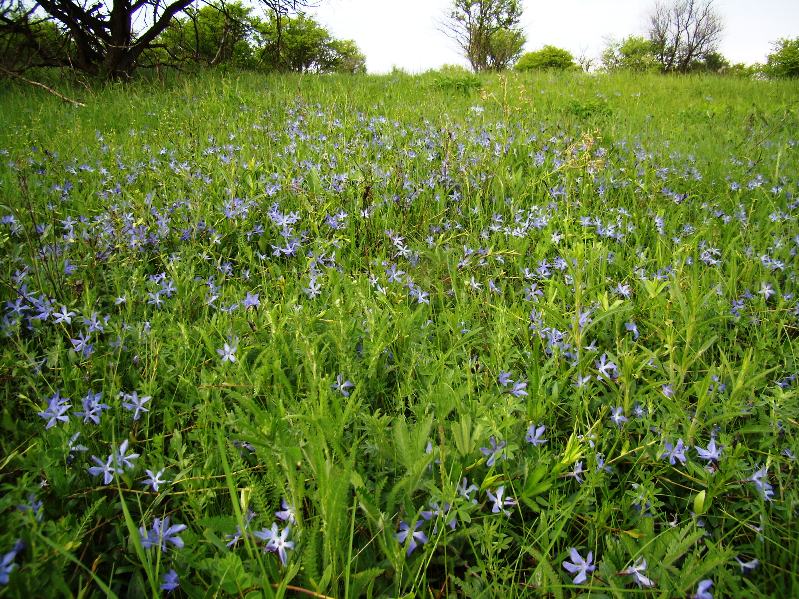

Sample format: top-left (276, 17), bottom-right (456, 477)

top-left (498, 371), bottom-right (513, 387)
top-left (275, 499), bottom-right (297, 524)
top-left (121, 391), bottom-right (151, 421)
top-left (693, 579), bottom-right (713, 599)
top-left (304, 276), bottom-right (322, 298)
top-left (408, 284), bottom-right (429, 304)
top-left (253, 524), bottom-right (276, 545)
top-left (70, 331), bottom-right (94, 357)
top-left (0, 541), bottom-right (22, 585)
top-left (243, 292), bottom-right (260, 309)
top-left (567, 460), bottom-right (585, 483)
top-left (88, 454), bottom-right (118, 485)
top-left (595, 354), bottom-right (618, 380)
top-left (17, 494), bottom-right (43, 521)
top-left (486, 486), bottom-right (516, 516)
top-left (457, 478), bottom-right (478, 503)
top-left (480, 436), bottom-right (507, 467)
top-left (139, 517), bottom-right (187, 552)
top-left (38, 391), bottom-right (71, 429)
top-left (226, 510), bottom-right (256, 548)
top-left (88, 440), bottom-right (139, 485)
top-left (506, 380), bottom-right (528, 398)
top-left (735, 556), bottom-right (758, 573)
top-left (661, 439), bottom-right (687, 465)
top-left (160, 569), bottom-right (179, 592)
top-left (82, 312), bottom-right (105, 334)
top-left (217, 338), bottom-right (238, 363)
top-left (116, 440), bottom-right (139, 470)
top-left (255, 523), bottom-right (294, 565)
top-left (595, 453), bottom-right (612, 474)
top-left (395, 520), bottom-right (427, 556)
top-left (525, 423), bottom-right (547, 446)
top-left (75, 390), bottom-right (110, 425)
top-left (332, 374), bottom-right (354, 397)
top-left (750, 467), bottom-right (774, 501)
top-left (610, 406), bottom-right (627, 427)
top-left (142, 469), bottom-right (168, 492)
top-left (269, 524), bottom-right (295, 566)
top-left (562, 548), bottom-right (595, 584)
top-left (421, 502), bottom-right (457, 530)
top-left (67, 432), bottom-right (88, 462)
top-left (620, 557), bottom-right (654, 587)
top-left (695, 438), bottom-right (722, 462)
top-left (52, 305), bottom-right (75, 324)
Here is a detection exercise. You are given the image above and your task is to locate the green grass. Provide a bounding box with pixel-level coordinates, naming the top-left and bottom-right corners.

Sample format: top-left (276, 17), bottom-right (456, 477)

top-left (0, 69), bottom-right (798, 597)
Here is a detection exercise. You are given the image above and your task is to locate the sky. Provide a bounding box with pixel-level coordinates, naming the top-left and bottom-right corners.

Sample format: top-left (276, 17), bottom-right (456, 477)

top-left (305, 0), bottom-right (799, 73)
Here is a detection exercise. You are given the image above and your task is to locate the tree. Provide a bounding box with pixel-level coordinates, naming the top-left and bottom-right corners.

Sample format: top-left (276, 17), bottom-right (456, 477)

top-left (160, 2), bottom-right (255, 68)
top-left (601, 36), bottom-right (659, 72)
top-left (515, 45), bottom-right (577, 71)
top-left (441, 0), bottom-right (525, 72)
top-left (0, 0), bottom-right (197, 77)
top-left (0, 3), bottom-right (72, 71)
top-left (0, 0), bottom-right (320, 78)
top-left (325, 39), bottom-right (366, 74)
top-left (484, 26), bottom-right (524, 70)
top-left (765, 38), bottom-right (799, 78)
top-left (690, 49), bottom-right (728, 73)
top-left (647, 0), bottom-right (723, 73)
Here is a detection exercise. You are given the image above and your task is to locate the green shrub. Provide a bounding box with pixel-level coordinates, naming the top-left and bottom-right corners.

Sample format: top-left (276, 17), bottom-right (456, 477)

top-left (766, 38), bottom-right (799, 78)
top-left (515, 46), bottom-right (578, 71)
top-left (601, 36), bottom-right (660, 73)
top-left (430, 65), bottom-right (482, 94)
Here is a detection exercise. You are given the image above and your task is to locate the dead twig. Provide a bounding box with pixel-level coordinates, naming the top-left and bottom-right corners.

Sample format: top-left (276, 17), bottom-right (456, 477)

top-left (0, 65), bottom-right (86, 107)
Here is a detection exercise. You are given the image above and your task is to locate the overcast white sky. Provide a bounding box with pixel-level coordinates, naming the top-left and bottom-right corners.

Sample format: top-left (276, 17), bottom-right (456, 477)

top-left (305, 0), bottom-right (799, 73)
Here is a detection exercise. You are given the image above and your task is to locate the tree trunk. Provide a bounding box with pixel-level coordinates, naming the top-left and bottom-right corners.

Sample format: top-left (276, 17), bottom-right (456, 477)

top-left (103, 0), bottom-right (133, 78)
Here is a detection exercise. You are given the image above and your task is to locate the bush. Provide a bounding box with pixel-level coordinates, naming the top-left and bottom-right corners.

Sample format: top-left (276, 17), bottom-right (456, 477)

top-left (515, 46), bottom-right (578, 71)
top-left (601, 36), bottom-right (660, 73)
top-left (430, 65), bottom-right (482, 94)
top-left (567, 98), bottom-right (612, 119)
top-left (766, 38), bottom-right (799, 78)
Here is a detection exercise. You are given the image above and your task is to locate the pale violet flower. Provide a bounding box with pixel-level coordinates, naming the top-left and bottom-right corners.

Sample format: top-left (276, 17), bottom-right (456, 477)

top-left (562, 548), bottom-right (595, 584)
top-left (217, 338), bottom-right (238, 363)
top-left (620, 557), bottom-right (654, 588)
top-left (525, 423), bottom-right (547, 446)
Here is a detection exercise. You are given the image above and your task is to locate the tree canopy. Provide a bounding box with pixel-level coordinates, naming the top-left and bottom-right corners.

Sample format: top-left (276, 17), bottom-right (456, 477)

top-left (154, 5), bottom-right (364, 74)
top-left (515, 45), bottom-right (578, 72)
top-left (441, 0), bottom-right (525, 72)
top-left (647, 0), bottom-right (724, 73)
top-left (0, 0), bottom-right (364, 78)
top-left (766, 38), bottom-right (799, 79)
top-left (602, 36), bottom-right (660, 73)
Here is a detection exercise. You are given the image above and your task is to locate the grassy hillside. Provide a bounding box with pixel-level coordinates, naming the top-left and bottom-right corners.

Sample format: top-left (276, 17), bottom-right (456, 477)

top-left (0, 70), bottom-right (797, 597)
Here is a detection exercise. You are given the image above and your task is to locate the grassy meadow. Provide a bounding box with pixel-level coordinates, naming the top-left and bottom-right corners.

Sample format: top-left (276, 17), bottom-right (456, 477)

top-left (0, 70), bottom-right (798, 597)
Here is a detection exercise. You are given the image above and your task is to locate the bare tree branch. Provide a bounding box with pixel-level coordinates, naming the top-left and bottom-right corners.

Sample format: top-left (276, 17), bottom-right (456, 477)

top-left (648, 0), bottom-right (723, 73)
top-left (0, 63), bottom-right (85, 105)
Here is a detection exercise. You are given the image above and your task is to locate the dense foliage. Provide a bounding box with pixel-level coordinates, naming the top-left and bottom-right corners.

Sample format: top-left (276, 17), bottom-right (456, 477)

top-left (515, 46), bottom-right (578, 72)
top-left (0, 0), bottom-right (363, 77)
top-left (602, 37), bottom-right (759, 76)
top-left (0, 71), bottom-right (798, 597)
top-left (442, 0), bottom-right (526, 72)
top-left (155, 4), bottom-right (365, 73)
top-left (766, 38), bottom-right (799, 79)
top-left (601, 37), bottom-right (661, 73)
